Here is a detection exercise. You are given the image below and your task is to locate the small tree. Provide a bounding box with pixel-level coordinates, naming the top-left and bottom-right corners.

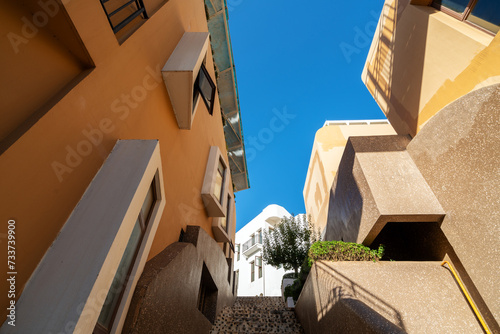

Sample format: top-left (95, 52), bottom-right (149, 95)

top-left (262, 214), bottom-right (318, 276)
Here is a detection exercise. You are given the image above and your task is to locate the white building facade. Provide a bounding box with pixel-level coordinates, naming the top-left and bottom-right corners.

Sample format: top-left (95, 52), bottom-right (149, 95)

top-left (234, 204), bottom-right (294, 296)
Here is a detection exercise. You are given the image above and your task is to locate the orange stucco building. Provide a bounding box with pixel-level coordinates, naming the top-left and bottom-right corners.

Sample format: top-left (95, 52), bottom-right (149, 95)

top-left (0, 0), bottom-right (248, 332)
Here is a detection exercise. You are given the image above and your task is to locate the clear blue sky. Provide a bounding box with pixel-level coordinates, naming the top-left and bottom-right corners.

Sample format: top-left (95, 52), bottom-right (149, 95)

top-left (228, 0), bottom-right (387, 231)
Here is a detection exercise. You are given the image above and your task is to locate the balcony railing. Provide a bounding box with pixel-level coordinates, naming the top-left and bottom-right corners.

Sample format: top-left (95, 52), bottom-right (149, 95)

top-left (242, 233), bottom-right (262, 255)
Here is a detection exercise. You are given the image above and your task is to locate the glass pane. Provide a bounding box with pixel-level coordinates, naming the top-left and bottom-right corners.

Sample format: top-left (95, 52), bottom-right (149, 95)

top-left (434, 0), bottom-right (470, 13)
top-left (97, 220), bottom-right (142, 330)
top-left (221, 195), bottom-right (231, 232)
top-left (140, 182), bottom-right (156, 225)
top-left (198, 67), bottom-right (214, 106)
top-left (468, 0), bottom-right (500, 33)
top-left (219, 216), bottom-right (227, 232)
top-left (213, 159), bottom-right (224, 202)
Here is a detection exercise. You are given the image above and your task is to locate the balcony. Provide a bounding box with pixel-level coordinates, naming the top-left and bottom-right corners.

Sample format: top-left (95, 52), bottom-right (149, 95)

top-left (242, 233), bottom-right (262, 256)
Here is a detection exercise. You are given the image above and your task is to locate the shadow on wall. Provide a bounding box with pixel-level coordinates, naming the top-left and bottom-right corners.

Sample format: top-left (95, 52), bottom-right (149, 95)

top-left (324, 140), bottom-right (364, 242)
top-left (364, 0), bottom-right (428, 136)
top-left (298, 261), bottom-right (406, 333)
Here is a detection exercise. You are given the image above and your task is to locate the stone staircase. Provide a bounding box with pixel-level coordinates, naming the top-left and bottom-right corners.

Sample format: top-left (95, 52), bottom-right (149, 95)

top-left (210, 297), bottom-right (304, 334)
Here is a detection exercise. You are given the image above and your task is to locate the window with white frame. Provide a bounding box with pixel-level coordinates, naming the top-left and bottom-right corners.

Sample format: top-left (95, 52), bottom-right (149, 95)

top-left (202, 146), bottom-right (229, 217)
top-left (212, 192), bottom-right (233, 243)
top-left (256, 256), bottom-right (262, 279)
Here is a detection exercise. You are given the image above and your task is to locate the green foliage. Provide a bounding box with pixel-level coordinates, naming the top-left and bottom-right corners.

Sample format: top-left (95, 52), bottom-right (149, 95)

top-left (308, 241), bottom-right (385, 264)
top-left (284, 258), bottom-right (311, 302)
top-left (282, 241), bottom-right (384, 303)
top-left (263, 215), bottom-right (319, 274)
top-left (283, 272), bottom-right (298, 279)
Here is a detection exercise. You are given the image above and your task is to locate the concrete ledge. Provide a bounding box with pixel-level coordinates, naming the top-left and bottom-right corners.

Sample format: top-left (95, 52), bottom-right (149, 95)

top-left (295, 261), bottom-right (483, 333)
top-left (325, 135), bottom-right (445, 245)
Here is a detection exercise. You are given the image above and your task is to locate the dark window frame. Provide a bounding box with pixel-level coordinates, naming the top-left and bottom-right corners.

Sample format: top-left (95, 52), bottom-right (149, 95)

top-left (193, 63), bottom-right (216, 115)
top-left (431, 0), bottom-right (498, 35)
top-left (99, 0), bottom-right (148, 34)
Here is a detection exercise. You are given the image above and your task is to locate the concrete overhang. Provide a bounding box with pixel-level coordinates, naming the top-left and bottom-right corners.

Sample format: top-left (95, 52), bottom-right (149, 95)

top-left (205, 0), bottom-right (249, 192)
top-left (162, 32), bottom-right (210, 130)
top-left (325, 135), bottom-right (445, 245)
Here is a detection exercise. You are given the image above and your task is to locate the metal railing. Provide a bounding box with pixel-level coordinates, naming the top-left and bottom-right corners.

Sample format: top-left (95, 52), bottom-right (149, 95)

top-left (100, 0), bottom-right (148, 34)
top-left (242, 233), bottom-right (262, 252)
top-left (441, 261), bottom-right (491, 334)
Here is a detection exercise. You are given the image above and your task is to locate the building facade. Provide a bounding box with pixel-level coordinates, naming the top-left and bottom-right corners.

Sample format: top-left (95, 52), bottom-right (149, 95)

top-left (303, 120), bottom-right (396, 237)
top-left (234, 205), bottom-right (292, 297)
top-left (0, 0), bottom-right (248, 333)
top-left (297, 1), bottom-right (500, 333)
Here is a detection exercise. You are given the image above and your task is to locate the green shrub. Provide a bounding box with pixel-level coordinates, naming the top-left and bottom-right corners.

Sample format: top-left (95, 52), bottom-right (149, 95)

top-left (284, 258), bottom-right (311, 302)
top-left (308, 241), bottom-right (384, 264)
top-left (283, 241), bottom-right (384, 303)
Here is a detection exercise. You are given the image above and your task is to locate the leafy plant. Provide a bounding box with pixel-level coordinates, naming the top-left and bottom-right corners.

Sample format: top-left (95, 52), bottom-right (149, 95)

top-left (284, 257), bottom-right (311, 302)
top-left (308, 241), bottom-right (384, 264)
top-left (283, 272), bottom-right (298, 279)
top-left (263, 214), bottom-right (319, 276)
top-left (283, 241), bottom-right (385, 303)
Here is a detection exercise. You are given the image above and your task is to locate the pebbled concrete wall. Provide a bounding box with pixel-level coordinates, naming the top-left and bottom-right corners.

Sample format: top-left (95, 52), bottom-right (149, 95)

top-left (407, 84), bottom-right (500, 331)
top-left (295, 261), bottom-right (483, 333)
top-left (123, 226), bottom-right (235, 334)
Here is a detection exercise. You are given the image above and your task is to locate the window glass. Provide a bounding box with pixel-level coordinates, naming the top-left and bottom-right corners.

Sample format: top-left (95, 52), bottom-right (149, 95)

top-left (468, 0), bottom-right (500, 32)
top-left (434, 0), bottom-right (470, 13)
top-left (139, 182), bottom-right (155, 224)
top-left (213, 159), bottom-right (225, 202)
top-left (193, 63), bottom-right (216, 115)
top-left (198, 67), bottom-right (215, 107)
top-left (97, 220), bottom-right (142, 330)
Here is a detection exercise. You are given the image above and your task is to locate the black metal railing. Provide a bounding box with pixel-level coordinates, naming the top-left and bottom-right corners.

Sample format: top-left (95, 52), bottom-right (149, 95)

top-left (100, 0), bottom-right (148, 34)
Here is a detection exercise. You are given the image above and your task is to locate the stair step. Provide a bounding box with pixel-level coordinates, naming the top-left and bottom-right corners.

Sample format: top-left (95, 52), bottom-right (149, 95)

top-left (210, 297), bottom-right (304, 334)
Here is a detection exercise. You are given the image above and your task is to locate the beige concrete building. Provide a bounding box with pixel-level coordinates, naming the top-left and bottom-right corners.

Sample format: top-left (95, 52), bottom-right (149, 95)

top-left (0, 0), bottom-right (248, 332)
top-left (303, 120), bottom-right (396, 237)
top-left (297, 1), bottom-right (500, 333)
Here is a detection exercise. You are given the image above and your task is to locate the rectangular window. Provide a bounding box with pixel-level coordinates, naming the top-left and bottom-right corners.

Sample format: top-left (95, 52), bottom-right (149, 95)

top-left (202, 146), bottom-right (229, 217)
top-left (432, 0), bottom-right (499, 33)
top-left (257, 229), bottom-right (262, 244)
top-left (233, 270), bottom-right (239, 295)
top-left (197, 263), bottom-right (218, 324)
top-left (95, 180), bottom-right (157, 333)
top-left (193, 63), bottom-right (216, 115)
top-left (99, 0), bottom-right (148, 34)
top-left (256, 256), bottom-right (262, 279)
top-left (250, 261), bottom-right (255, 282)
top-left (161, 32), bottom-right (212, 130)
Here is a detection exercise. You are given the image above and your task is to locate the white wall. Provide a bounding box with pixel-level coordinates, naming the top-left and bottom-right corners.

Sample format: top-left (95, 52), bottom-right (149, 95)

top-left (234, 204), bottom-right (295, 297)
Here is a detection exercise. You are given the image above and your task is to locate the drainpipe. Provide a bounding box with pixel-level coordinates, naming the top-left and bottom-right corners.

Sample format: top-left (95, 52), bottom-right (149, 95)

top-left (262, 253), bottom-right (266, 296)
